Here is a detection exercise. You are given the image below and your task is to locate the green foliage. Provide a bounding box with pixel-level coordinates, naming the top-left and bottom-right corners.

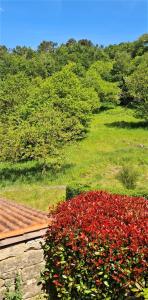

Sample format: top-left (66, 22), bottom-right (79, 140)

top-left (0, 34), bottom-right (147, 171)
top-left (0, 72), bottom-right (30, 117)
top-left (117, 165), bottom-right (139, 189)
top-left (66, 183), bottom-right (91, 199)
top-left (4, 274), bottom-right (22, 300)
top-left (88, 60), bottom-right (114, 80)
top-left (37, 40), bottom-right (57, 53)
top-left (0, 107), bottom-right (148, 207)
top-left (125, 54), bottom-right (148, 120)
top-left (131, 33), bottom-right (148, 57)
top-left (0, 63), bottom-right (99, 167)
top-left (55, 39), bottom-right (107, 70)
top-left (131, 191), bottom-right (148, 199)
top-left (49, 63), bottom-right (99, 116)
top-left (112, 52), bottom-right (132, 81)
top-left (0, 108), bottom-right (63, 166)
top-left (142, 288), bottom-right (148, 299)
top-left (84, 61), bottom-right (121, 106)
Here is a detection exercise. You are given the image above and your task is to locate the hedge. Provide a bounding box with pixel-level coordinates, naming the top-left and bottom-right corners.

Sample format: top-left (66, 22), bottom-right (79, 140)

top-left (41, 191), bottom-right (148, 299)
top-left (66, 184), bottom-right (91, 200)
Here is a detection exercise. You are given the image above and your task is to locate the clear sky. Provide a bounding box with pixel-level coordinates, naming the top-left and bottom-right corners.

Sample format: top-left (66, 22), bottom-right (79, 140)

top-left (0, 0), bottom-right (148, 49)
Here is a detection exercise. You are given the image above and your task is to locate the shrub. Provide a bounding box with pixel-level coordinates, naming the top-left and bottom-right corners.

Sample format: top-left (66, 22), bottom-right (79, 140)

top-left (117, 165), bottom-right (139, 189)
top-left (41, 191), bottom-right (147, 299)
top-left (66, 183), bottom-right (91, 200)
top-left (131, 190), bottom-right (148, 199)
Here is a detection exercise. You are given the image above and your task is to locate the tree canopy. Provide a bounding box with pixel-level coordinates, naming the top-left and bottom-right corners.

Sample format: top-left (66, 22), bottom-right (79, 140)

top-left (0, 34), bottom-right (147, 169)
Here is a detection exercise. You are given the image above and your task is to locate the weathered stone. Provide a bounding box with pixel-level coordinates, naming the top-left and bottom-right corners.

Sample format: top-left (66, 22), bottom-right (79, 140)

top-left (25, 239), bottom-right (42, 251)
top-left (22, 262), bottom-right (44, 282)
top-left (0, 237), bottom-right (45, 299)
top-left (0, 239), bottom-right (43, 263)
top-left (0, 257), bottom-right (18, 276)
top-left (21, 249), bottom-right (43, 266)
top-left (23, 279), bottom-right (41, 299)
top-left (27, 292), bottom-right (46, 300)
top-left (0, 286), bottom-right (6, 300)
top-left (4, 278), bottom-right (15, 289)
top-left (0, 243), bottom-right (26, 261)
top-left (0, 278), bottom-right (4, 288)
top-left (1, 269), bottom-right (20, 280)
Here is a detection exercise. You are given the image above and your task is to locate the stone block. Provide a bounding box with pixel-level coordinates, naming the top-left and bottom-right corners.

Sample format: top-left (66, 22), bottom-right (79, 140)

top-left (1, 269), bottom-right (20, 281)
top-left (21, 262), bottom-right (44, 282)
top-left (0, 257), bottom-right (18, 276)
top-left (0, 279), bottom-right (4, 288)
top-left (25, 239), bottom-right (42, 251)
top-left (0, 243), bottom-right (26, 261)
top-left (21, 249), bottom-right (43, 267)
top-left (23, 279), bottom-right (42, 299)
top-left (0, 237), bottom-right (45, 299)
top-left (0, 286), bottom-right (6, 300)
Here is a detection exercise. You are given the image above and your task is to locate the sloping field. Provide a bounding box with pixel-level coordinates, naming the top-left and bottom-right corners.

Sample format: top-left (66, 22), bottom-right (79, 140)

top-left (0, 107), bottom-right (148, 210)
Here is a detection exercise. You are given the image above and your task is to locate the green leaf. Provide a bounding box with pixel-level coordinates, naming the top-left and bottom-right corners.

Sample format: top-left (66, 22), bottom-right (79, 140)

top-left (104, 281), bottom-right (109, 287)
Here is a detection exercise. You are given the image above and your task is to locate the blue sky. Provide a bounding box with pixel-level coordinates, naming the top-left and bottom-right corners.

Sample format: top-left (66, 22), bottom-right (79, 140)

top-left (0, 0), bottom-right (147, 48)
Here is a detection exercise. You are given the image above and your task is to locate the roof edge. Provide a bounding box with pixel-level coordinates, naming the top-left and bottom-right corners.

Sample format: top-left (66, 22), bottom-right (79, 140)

top-left (0, 227), bottom-right (48, 248)
top-left (0, 222), bottom-right (49, 241)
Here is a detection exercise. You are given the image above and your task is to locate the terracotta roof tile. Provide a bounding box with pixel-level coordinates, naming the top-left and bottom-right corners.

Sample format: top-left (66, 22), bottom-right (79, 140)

top-left (0, 198), bottom-right (49, 240)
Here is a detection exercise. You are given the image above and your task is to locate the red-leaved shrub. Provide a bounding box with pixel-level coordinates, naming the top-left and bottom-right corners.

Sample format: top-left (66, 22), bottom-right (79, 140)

top-left (41, 191), bottom-right (148, 299)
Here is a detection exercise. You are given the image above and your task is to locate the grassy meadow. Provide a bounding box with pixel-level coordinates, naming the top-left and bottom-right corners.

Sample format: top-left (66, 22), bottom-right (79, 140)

top-left (0, 107), bottom-right (148, 211)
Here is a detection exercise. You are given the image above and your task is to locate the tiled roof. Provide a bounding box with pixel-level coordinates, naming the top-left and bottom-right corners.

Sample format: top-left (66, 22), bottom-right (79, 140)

top-left (0, 198), bottom-right (49, 240)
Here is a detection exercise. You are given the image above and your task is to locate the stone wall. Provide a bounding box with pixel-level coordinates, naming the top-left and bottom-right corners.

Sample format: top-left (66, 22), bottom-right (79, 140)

top-left (0, 235), bottom-right (46, 300)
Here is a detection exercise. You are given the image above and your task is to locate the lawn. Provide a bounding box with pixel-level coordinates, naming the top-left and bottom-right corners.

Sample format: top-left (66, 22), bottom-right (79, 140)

top-left (0, 107), bottom-right (148, 210)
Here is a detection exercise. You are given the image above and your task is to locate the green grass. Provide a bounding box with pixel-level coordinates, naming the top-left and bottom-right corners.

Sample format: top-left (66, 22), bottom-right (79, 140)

top-left (0, 184), bottom-right (66, 211)
top-left (0, 107), bottom-right (148, 210)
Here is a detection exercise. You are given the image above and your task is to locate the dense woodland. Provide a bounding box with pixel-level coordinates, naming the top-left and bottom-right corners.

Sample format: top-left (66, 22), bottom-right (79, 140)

top-left (0, 34), bottom-right (148, 170)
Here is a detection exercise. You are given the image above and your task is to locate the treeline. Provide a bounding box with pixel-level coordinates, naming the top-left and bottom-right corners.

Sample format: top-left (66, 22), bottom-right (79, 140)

top-left (0, 34), bottom-right (147, 169)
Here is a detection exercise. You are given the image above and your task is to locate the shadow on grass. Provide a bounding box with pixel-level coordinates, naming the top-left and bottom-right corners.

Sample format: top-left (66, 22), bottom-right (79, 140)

top-left (94, 106), bottom-right (114, 114)
top-left (0, 163), bottom-right (44, 184)
top-left (105, 120), bottom-right (148, 129)
top-left (58, 163), bottom-right (75, 174)
top-left (0, 162), bottom-right (74, 185)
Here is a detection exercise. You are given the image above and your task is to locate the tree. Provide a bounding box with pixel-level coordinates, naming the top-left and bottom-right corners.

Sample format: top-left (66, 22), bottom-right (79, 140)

top-left (37, 40), bottom-right (57, 53)
top-left (125, 55), bottom-right (148, 120)
top-left (78, 39), bottom-right (93, 47)
top-left (131, 33), bottom-right (148, 58)
top-left (0, 107), bottom-right (64, 169)
top-left (0, 72), bottom-right (30, 117)
top-left (0, 45), bottom-right (8, 54)
top-left (84, 62), bottom-right (121, 106)
top-left (111, 52), bottom-right (133, 105)
top-left (0, 63), bottom-right (99, 167)
top-left (28, 63), bottom-right (99, 139)
top-left (12, 46), bottom-right (35, 58)
top-left (112, 52), bottom-right (132, 81)
top-left (66, 38), bottom-right (77, 46)
top-left (89, 60), bottom-right (113, 81)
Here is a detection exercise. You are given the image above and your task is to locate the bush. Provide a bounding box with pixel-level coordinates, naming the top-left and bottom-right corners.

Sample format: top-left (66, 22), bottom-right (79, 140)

top-left (41, 191), bottom-right (147, 299)
top-left (66, 183), bottom-right (91, 200)
top-left (131, 190), bottom-right (148, 199)
top-left (117, 165), bottom-right (139, 189)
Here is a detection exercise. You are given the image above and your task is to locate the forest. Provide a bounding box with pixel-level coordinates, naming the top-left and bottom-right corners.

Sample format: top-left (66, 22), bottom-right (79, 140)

top-left (0, 34), bottom-right (148, 171)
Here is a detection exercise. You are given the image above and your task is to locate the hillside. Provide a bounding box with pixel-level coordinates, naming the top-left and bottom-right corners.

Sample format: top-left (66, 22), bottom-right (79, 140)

top-left (0, 107), bottom-right (147, 210)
